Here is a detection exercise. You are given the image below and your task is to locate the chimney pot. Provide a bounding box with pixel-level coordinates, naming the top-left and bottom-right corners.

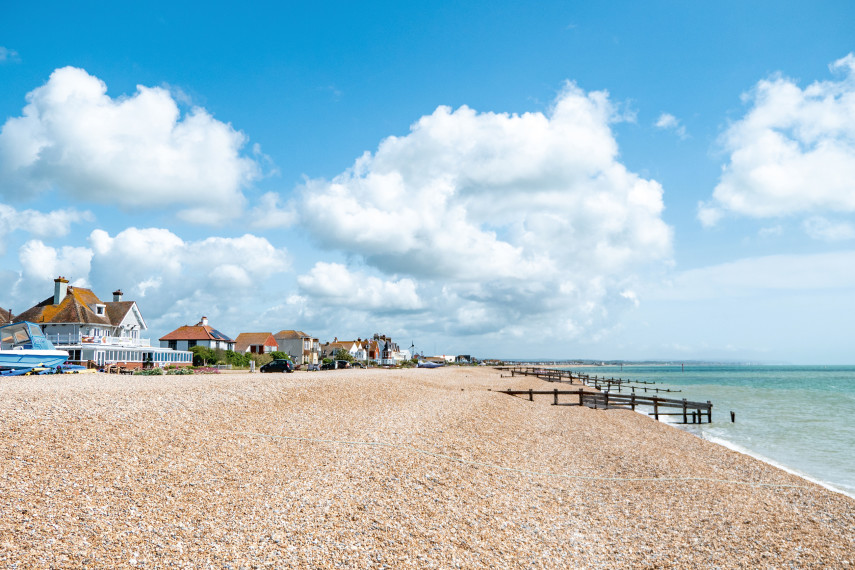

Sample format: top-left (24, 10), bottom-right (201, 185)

top-left (53, 276), bottom-right (69, 304)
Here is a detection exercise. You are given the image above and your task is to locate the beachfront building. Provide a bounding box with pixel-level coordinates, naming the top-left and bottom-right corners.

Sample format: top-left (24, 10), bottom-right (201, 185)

top-left (274, 330), bottom-right (319, 365)
top-left (234, 332), bottom-right (278, 354)
top-left (0, 307), bottom-right (12, 326)
top-left (14, 277), bottom-right (192, 368)
top-left (373, 333), bottom-right (412, 365)
top-left (320, 338), bottom-right (364, 361)
top-left (159, 317), bottom-right (236, 352)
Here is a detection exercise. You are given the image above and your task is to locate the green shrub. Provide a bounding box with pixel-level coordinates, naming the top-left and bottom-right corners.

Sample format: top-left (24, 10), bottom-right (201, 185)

top-left (166, 367), bottom-right (194, 375)
top-left (134, 368), bottom-right (164, 375)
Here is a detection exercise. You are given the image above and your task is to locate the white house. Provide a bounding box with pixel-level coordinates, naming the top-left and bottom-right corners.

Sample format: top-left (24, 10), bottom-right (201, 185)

top-left (14, 277), bottom-right (192, 368)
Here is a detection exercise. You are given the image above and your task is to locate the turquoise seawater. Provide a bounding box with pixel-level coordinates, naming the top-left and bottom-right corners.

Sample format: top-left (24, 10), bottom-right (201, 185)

top-left (564, 365), bottom-right (855, 498)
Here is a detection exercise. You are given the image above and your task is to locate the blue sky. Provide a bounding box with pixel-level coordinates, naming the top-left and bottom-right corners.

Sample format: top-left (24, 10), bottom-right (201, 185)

top-left (2, 1), bottom-right (855, 362)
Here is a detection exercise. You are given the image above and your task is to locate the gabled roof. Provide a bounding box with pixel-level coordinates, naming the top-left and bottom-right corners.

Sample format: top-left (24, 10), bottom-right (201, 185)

top-left (322, 340), bottom-right (357, 351)
top-left (274, 329), bottom-right (314, 340)
top-left (234, 332), bottom-right (278, 352)
top-left (15, 286), bottom-right (123, 326)
top-left (106, 301), bottom-right (136, 327)
top-left (160, 324), bottom-right (234, 343)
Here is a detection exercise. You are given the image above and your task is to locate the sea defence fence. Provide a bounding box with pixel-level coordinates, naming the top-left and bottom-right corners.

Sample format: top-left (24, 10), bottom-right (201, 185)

top-left (494, 366), bottom-right (713, 424)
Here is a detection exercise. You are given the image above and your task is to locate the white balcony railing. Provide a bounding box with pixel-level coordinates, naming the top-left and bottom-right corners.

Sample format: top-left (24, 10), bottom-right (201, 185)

top-left (48, 333), bottom-right (151, 348)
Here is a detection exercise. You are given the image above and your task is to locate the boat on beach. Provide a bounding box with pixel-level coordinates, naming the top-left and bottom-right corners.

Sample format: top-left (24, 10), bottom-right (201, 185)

top-left (0, 321), bottom-right (69, 373)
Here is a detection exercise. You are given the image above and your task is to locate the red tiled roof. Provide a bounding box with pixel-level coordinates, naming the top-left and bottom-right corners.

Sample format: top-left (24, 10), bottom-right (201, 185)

top-left (159, 325), bottom-right (234, 342)
top-left (234, 332), bottom-right (278, 353)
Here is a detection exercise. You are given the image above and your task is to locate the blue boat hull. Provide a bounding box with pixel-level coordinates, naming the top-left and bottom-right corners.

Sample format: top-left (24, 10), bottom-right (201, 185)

top-left (0, 350), bottom-right (69, 369)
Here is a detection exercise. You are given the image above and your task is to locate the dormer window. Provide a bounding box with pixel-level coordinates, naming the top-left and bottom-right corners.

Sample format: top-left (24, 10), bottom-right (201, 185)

top-left (93, 304), bottom-right (106, 316)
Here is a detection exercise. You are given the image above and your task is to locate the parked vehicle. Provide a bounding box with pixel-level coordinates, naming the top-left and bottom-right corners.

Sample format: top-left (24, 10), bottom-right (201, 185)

top-left (321, 360), bottom-right (351, 370)
top-left (260, 359), bottom-right (294, 373)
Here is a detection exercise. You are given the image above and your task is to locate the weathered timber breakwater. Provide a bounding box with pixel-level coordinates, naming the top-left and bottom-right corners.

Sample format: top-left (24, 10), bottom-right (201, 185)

top-left (1, 367), bottom-right (852, 567)
top-left (497, 366), bottom-right (713, 424)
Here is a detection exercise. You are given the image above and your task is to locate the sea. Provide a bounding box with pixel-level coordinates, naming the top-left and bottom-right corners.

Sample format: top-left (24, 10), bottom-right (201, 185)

top-left (562, 364), bottom-right (855, 499)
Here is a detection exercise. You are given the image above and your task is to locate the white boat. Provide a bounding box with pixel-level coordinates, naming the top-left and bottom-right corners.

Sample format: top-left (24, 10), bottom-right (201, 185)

top-left (0, 322), bottom-right (69, 371)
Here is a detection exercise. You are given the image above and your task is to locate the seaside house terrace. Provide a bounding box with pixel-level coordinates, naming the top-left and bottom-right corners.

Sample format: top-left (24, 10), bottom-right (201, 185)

top-left (13, 277), bottom-right (192, 368)
top-left (235, 332), bottom-right (278, 354)
top-left (159, 317), bottom-right (236, 352)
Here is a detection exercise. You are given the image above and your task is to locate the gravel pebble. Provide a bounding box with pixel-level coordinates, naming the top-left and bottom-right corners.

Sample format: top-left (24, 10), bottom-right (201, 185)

top-left (0, 367), bottom-right (852, 568)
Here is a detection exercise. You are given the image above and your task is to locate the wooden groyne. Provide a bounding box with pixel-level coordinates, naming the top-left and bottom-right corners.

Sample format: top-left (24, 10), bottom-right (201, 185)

top-left (500, 366), bottom-right (681, 394)
top-left (495, 366), bottom-right (712, 424)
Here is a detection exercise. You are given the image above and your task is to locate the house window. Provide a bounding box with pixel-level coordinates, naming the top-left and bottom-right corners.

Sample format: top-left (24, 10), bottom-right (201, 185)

top-left (188, 340), bottom-right (197, 348)
top-left (168, 340), bottom-right (177, 350)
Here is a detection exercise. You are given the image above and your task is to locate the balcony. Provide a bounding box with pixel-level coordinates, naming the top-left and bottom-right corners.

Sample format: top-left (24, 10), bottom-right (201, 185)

top-left (48, 333), bottom-right (152, 348)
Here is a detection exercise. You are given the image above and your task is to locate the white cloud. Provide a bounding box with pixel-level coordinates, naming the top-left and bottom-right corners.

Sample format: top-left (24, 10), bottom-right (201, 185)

top-left (297, 262), bottom-right (423, 312)
top-left (297, 83), bottom-right (673, 338)
top-left (648, 250), bottom-right (855, 301)
top-left (248, 192), bottom-right (295, 229)
top-left (0, 67), bottom-right (260, 224)
top-left (701, 54), bottom-right (855, 225)
top-left (802, 216), bottom-right (855, 242)
top-left (17, 240), bottom-right (93, 285)
top-left (654, 112), bottom-right (687, 138)
top-left (0, 203), bottom-right (93, 253)
top-left (0, 46), bottom-right (19, 63)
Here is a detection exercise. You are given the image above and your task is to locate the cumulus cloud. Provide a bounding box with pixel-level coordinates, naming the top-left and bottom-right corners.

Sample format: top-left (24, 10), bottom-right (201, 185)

top-left (7, 227), bottom-right (290, 336)
top-left (17, 240), bottom-right (93, 285)
top-left (0, 203), bottom-right (93, 254)
top-left (700, 54), bottom-right (855, 226)
top-left (88, 228), bottom-right (289, 298)
top-left (0, 67), bottom-right (260, 224)
top-left (297, 262), bottom-right (422, 312)
top-left (654, 113), bottom-right (687, 138)
top-left (297, 83), bottom-right (673, 339)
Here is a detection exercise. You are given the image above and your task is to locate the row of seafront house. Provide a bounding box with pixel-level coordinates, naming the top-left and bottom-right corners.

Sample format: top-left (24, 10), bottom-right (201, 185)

top-left (1, 277), bottom-right (417, 370)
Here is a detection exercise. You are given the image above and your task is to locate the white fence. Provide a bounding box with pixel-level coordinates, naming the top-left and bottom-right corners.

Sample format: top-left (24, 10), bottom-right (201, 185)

top-left (48, 333), bottom-right (152, 347)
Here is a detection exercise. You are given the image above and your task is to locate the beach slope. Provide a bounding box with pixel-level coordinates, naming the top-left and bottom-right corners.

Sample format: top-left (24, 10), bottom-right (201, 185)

top-left (1, 367), bottom-right (852, 567)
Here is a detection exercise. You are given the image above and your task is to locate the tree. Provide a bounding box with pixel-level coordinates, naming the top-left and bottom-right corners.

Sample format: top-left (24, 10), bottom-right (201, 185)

top-left (270, 351), bottom-right (291, 361)
top-left (190, 345), bottom-right (217, 366)
top-left (333, 348), bottom-right (354, 363)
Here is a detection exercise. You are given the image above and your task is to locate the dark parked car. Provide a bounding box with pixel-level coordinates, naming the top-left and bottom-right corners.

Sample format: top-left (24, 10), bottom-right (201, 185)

top-left (321, 360), bottom-right (351, 370)
top-left (260, 359), bottom-right (294, 373)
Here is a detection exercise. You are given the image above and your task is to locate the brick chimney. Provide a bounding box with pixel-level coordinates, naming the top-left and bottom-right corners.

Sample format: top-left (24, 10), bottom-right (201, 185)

top-left (53, 276), bottom-right (69, 305)
top-left (113, 289), bottom-right (123, 302)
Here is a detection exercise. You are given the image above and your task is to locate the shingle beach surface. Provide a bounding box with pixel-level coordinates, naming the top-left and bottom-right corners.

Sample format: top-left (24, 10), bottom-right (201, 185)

top-left (1, 367), bottom-right (852, 568)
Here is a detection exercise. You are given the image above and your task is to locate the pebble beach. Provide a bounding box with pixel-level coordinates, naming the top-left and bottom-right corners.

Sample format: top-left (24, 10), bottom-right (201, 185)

top-left (1, 366), bottom-right (852, 568)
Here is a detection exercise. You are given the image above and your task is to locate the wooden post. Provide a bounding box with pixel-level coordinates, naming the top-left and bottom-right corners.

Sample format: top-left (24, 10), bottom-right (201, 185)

top-left (603, 391), bottom-right (609, 410)
top-left (653, 399), bottom-right (659, 421)
top-left (529, 388), bottom-right (533, 401)
top-left (553, 388), bottom-right (558, 406)
top-left (682, 399), bottom-right (687, 424)
top-left (730, 411), bottom-right (735, 423)
top-left (578, 389), bottom-right (584, 406)
top-left (631, 393), bottom-right (636, 411)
